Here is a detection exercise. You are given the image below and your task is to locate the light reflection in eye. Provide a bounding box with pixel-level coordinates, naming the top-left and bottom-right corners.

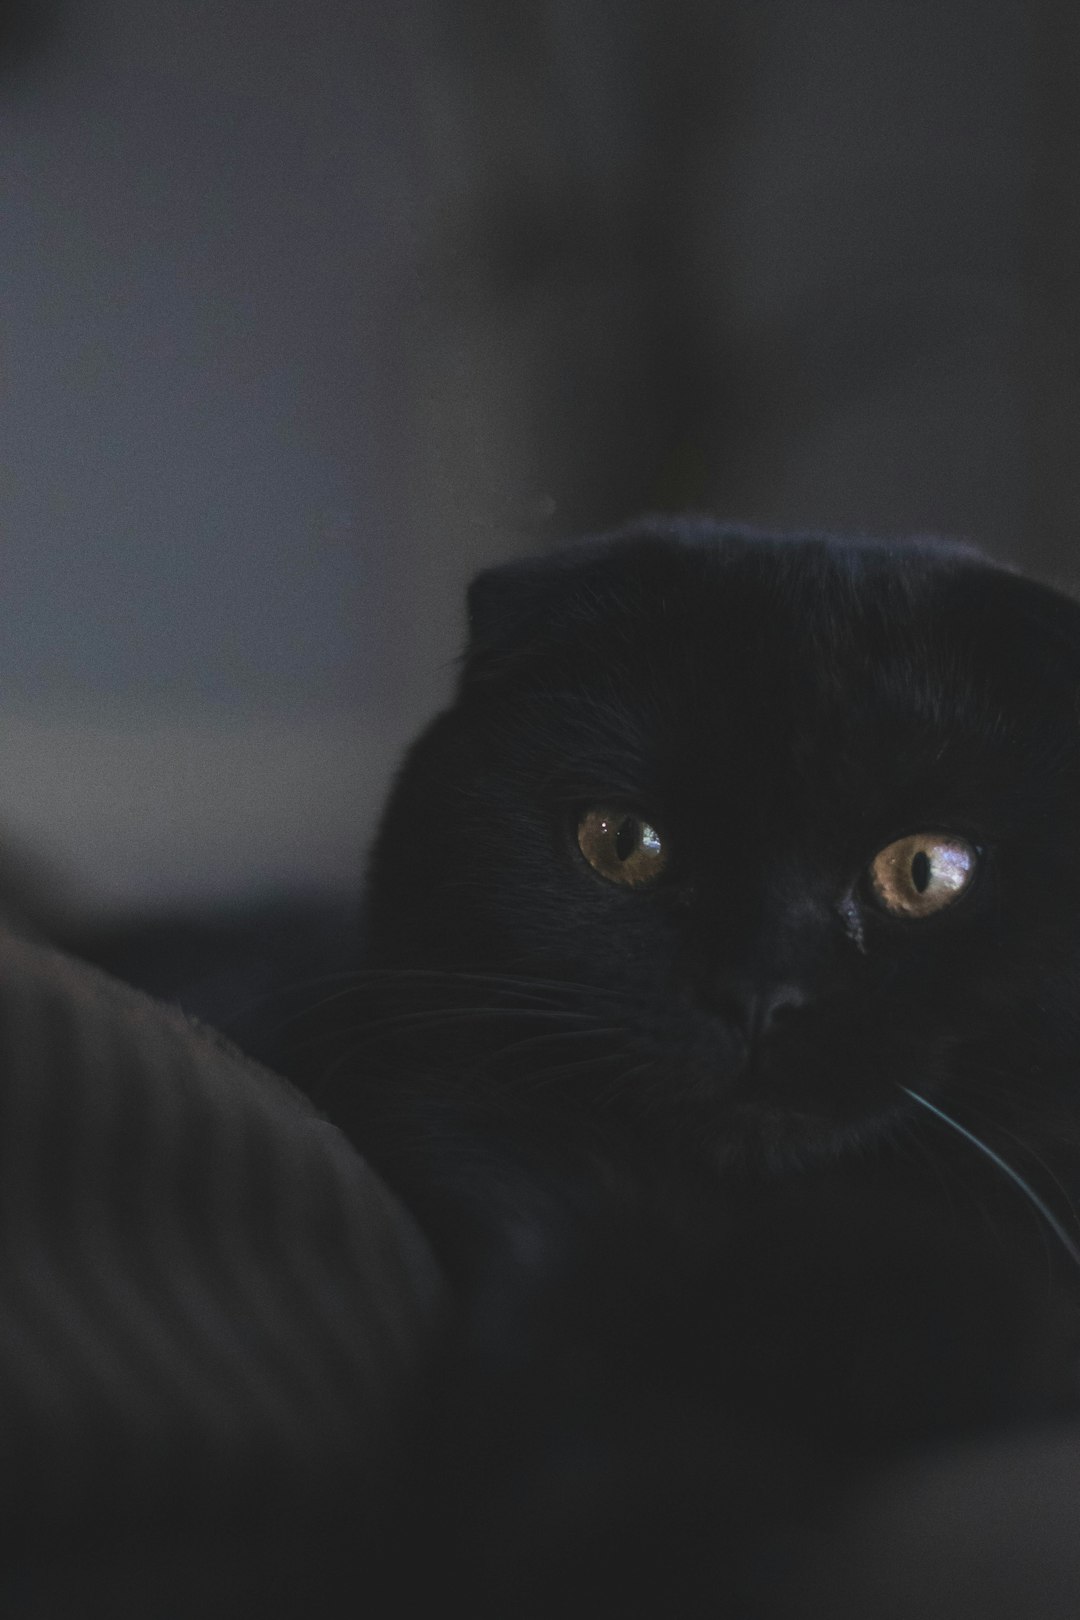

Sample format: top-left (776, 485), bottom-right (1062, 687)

top-left (869, 833), bottom-right (977, 918)
top-left (577, 808), bottom-right (667, 887)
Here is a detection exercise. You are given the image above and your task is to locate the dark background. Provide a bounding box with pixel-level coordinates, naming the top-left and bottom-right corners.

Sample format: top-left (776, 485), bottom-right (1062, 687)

top-left (0, 0), bottom-right (1075, 920)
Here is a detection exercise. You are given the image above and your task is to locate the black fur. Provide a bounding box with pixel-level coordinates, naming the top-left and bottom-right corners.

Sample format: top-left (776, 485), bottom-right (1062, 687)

top-left (318, 521), bottom-right (1080, 1615)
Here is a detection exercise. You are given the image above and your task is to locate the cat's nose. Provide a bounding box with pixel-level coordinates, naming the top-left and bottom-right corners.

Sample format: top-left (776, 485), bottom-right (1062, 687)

top-left (747, 983), bottom-right (809, 1041)
top-left (714, 980), bottom-right (809, 1041)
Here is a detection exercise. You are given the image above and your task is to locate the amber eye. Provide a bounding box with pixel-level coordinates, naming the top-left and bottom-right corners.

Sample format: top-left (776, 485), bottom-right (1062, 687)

top-left (576, 807), bottom-right (667, 887)
top-left (868, 833), bottom-right (977, 918)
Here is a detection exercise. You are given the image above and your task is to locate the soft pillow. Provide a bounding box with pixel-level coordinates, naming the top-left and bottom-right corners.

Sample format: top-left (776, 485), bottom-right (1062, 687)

top-left (0, 930), bottom-right (445, 1614)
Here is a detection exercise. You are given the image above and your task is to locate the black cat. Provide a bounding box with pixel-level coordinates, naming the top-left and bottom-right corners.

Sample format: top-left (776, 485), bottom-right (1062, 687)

top-left (318, 521), bottom-right (1080, 1616)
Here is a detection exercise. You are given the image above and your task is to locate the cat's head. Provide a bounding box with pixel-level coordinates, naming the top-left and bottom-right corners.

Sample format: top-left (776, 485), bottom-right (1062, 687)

top-left (363, 521), bottom-right (1080, 1169)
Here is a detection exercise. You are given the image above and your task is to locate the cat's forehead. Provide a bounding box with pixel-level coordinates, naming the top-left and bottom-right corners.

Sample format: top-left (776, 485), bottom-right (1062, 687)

top-left (465, 529), bottom-right (1080, 806)
top-left (538, 533), bottom-right (1009, 695)
top-left (467, 526), bottom-right (1080, 711)
top-left (595, 531), bottom-right (971, 635)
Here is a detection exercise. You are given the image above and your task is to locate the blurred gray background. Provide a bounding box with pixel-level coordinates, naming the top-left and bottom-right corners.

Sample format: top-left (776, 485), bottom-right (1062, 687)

top-left (0, 0), bottom-right (1073, 915)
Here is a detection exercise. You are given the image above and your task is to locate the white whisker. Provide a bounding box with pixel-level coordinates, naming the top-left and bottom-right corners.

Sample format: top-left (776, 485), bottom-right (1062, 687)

top-left (901, 1086), bottom-right (1080, 1275)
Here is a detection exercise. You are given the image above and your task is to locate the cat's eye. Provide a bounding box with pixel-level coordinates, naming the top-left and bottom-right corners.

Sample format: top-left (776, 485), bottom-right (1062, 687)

top-left (577, 807), bottom-right (667, 887)
top-left (868, 833), bottom-right (977, 918)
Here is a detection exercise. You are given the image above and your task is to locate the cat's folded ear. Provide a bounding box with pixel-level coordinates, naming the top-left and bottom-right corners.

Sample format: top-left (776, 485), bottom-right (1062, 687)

top-left (462, 547), bottom-right (602, 685)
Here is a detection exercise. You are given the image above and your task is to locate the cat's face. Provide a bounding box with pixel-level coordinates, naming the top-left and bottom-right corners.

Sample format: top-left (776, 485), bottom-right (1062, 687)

top-left (364, 525), bottom-right (1080, 1167)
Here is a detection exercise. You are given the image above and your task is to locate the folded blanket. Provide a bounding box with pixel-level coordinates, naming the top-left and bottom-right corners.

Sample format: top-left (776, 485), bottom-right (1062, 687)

top-left (0, 929), bottom-right (445, 1615)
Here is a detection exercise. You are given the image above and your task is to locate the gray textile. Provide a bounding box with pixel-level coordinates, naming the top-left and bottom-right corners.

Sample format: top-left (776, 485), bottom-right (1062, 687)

top-left (0, 930), bottom-right (445, 1614)
top-left (770, 1425), bottom-right (1080, 1620)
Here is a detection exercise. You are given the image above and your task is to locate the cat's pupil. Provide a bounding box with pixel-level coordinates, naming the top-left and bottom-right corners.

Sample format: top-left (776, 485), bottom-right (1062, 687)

top-left (615, 817), bottom-right (638, 862)
top-left (911, 850), bottom-right (931, 893)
